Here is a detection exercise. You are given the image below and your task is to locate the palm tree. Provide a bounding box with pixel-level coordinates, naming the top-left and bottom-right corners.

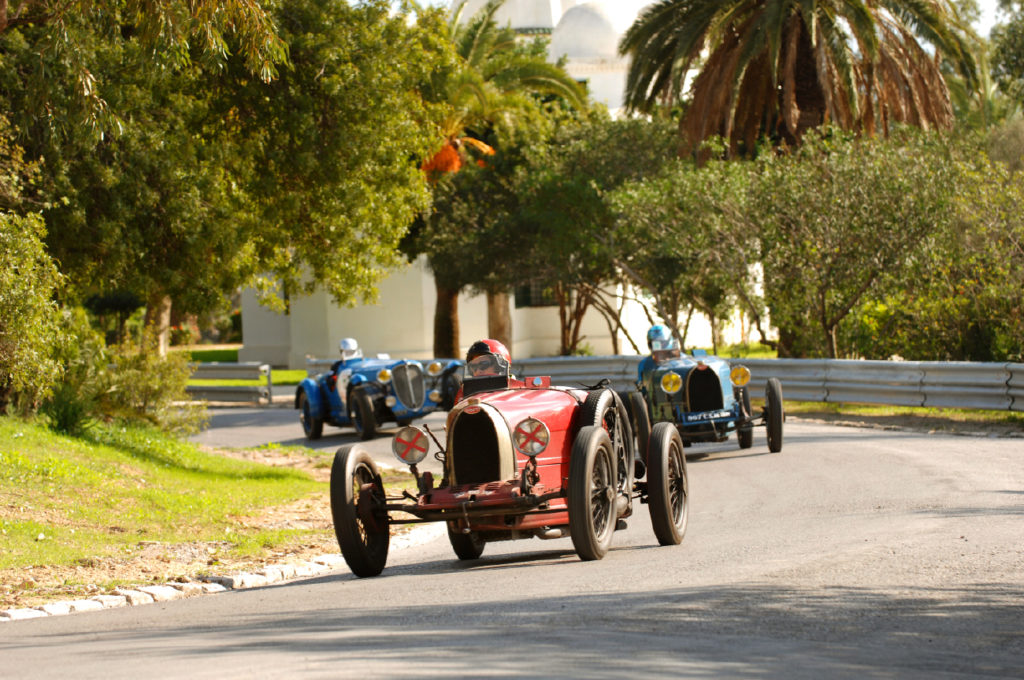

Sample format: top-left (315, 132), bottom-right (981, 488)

top-left (620, 0), bottom-right (977, 156)
top-left (419, 0), bottom-right (585, 356)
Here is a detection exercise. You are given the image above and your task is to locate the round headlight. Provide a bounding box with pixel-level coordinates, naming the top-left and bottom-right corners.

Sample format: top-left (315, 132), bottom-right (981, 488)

top-left (393, 426), bottom-right (429, 465)
top-left (428, 389), bottom-right (442, 403)
top-left (377, 368), bottom-right (392, 383)
top-left (427, 361), bottom-right (444, 377)
top-left (660, 371), bottom-right (683, 395)
top-left (385, 395), bottom-right (397, 408)
top-left (513, 418), bottom-right (549, 457)
top-left (730, 365), bottom-right (751, 387)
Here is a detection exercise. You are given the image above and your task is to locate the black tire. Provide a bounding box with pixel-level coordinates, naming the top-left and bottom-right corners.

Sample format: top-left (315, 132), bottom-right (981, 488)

top-left (736, 386), bottom-right (753, 450)
top-left (298, 391), bottom-right (323, 440)
top-left (440, 370), bottom-right (463, 411)
top-left (350, 387), bottom-right (377, 441)
top-left (628, 391), bottom-right (651, 468)
top-left (568, 425), bottom-right (617, 561)
top-left (579, 389), bottom-right (634, 512)
top-left (446, 522), bottom-right (486, 560)
top-left (766, 378), bottom-right (784, 453)
top-left (647, 422), bottom-right (689, 546)
top-left (330, 445), bottom-right (389, 577)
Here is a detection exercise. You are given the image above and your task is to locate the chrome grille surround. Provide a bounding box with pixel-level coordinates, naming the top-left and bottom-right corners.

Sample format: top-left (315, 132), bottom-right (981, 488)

top-left (392, 362), bottom-right (425, 409)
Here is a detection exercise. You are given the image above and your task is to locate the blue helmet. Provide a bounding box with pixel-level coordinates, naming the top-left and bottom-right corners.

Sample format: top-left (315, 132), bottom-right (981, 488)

top-left (647, 325), bottom-right (677, 351)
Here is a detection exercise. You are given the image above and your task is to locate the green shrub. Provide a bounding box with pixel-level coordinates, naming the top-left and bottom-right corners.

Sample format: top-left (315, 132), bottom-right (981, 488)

top-left (39, 307), bottom-right (107, 435)
top-left (98, 330), bottom-right (208, 435)
top-left (0, 212), bottom-right (63, 413)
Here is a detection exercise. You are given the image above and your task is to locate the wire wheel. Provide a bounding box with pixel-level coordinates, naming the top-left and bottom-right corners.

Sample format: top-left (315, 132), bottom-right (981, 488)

top-left (569, 425), bottom-right (617, 561)
top-left (647, 422), bottom-right (689, 546)
top-left (330, 445), bottom-right (389, 577)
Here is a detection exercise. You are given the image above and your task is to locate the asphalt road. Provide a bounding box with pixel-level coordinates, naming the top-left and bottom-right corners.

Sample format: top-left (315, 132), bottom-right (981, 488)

top-left (3, 416), bottom-right (1022, 679)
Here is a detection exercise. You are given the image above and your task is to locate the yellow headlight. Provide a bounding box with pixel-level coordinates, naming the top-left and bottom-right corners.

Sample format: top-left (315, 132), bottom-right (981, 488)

top-left (730, 365), bottom-right (751, 387)
top-left (427, 361), bottom-right (443, 377)
top-left (660, 371), bottom-right (682, 394)
top-left (377, 368), bottom-right (392, 383)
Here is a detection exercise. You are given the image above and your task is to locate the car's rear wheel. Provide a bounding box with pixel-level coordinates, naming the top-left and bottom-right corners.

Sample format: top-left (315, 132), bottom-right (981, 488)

top-left (350, 387), bottom-right (377, 441)
top-left (298, 391), bottom-right (323, 440)
top-left (569, 425), bottom-right (617, 561)
top-left (580, 389), bottom-right (634, 515)
top-left (736, 386), bottom-right (753, 449)
top-left (766, 378), bottom-right (784, 453)
top-left (628, 391), bottom-right (651, 472)
top-left (647, 422), bottom-right (689, 546)
top-left (446, 522), bottom-right (486, 560)
top-left (330, 445), bottom-right (389, 577)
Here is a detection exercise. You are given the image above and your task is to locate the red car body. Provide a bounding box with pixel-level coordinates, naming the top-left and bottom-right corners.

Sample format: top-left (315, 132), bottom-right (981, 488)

top-left (329, 373), bottom-right (690, 577)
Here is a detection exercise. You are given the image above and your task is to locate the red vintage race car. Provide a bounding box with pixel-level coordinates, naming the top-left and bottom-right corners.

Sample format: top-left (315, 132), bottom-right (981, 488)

top-left (329, 371), bottom-right (690, 577)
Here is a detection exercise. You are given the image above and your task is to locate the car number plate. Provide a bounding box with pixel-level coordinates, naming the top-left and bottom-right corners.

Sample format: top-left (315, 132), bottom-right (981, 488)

top-left (683, 410), bottom-right (732, 423)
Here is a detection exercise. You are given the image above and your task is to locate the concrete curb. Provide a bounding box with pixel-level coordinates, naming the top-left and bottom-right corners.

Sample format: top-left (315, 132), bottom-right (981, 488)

top-left (0, 525), bottom-right (445, 623)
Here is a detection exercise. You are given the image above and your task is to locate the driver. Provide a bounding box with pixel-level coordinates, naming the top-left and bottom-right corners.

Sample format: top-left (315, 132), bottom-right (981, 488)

top-left (331, 337), bottom-right (363, 371)
top-left (465, 339), bottom-right (512, 378)
top-left (637, 324), bottom-right (680, 382)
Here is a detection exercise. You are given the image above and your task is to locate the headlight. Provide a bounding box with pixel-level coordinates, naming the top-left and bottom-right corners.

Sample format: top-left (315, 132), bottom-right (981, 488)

top-left (385, 395), bottom-right (397, 408)
top-left (513, 418), bottom-right (549, 457)
top-left (427, 361), bottom-right (444, 377)
top-left (377, 368), bottom-right (392, 383)
top-left (428, 389), bottom-right (442, 403)
top-left (660, 371), bottom-right (682, 395)
top-left (730, 365), bottom-right (751, 387)
top-left (393, 426), bottom-right (429, 465)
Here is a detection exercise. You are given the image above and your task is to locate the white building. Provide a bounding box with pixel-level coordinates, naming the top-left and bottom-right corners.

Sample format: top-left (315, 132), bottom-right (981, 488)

top-left (239, 0), bottom-right (731, 368)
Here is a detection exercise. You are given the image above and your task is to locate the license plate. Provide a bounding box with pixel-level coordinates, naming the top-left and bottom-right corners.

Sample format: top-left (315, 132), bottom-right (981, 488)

top-left (683, 410), bottom-right (732, 423)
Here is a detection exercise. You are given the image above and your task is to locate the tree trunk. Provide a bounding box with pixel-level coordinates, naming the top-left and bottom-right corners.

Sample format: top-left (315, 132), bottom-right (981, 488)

top-left (434, 281), bottom-right (460, 358)
top-left (486, 290), bottom-right (512, 349)
top-left (145, 294), bottom-right (172, 357)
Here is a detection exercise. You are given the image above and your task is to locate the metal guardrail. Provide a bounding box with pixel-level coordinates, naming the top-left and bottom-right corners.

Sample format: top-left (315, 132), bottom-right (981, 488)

top-left (512, 356), bottom-right (1024, 412)
top-left (186, 362), bottom-right (272, 404)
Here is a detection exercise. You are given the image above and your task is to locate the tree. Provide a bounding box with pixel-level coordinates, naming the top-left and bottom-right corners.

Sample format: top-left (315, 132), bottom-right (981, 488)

top-left (3, 0), bottom-right (451, 350)
top-left (610, 153), bottom-right (767, 354)
top-left (621, 0), bottom-right (977, 156)
top-left (993, 1), bottom-right (1024, 106)
top-left (753, 128), bottom-right (961, 358)
top-left (413, 0), bottom-right (585, 356)
top-left (514, 115), bottom-right (680, 354)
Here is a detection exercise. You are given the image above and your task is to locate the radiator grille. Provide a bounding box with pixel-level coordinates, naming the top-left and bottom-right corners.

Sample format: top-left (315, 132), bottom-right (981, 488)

top-left (451, 411), bottom-right (501, 484)
top-left (392, 363), bottom-right (425, 409)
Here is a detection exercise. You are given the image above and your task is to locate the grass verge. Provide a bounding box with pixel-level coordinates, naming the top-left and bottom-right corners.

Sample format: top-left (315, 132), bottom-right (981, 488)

top-left (0, 417), bottom-right (418, 607)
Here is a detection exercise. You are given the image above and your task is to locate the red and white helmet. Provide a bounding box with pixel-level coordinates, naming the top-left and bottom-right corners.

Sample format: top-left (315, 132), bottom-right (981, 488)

top-left (465, 339), bottom-right (511, 378)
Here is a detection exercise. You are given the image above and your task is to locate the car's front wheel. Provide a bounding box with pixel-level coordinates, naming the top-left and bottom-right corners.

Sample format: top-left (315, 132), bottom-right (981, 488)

top-left (647, 422), bottom-right (689, 546)
top-left (766, 378), bottom-right (784, 453)
top-left (298, 391), bottom-right (323, 440)
top-left (350, 387), bottom-right (377, 441)
top-left (736, 386), bottom-right (753, 450)
top-left (330, 445), bottom-right (390, 577)
top-left (568, 425), bottom-right (617, 561)
top-left (447, 522), bottom-right (486, 560)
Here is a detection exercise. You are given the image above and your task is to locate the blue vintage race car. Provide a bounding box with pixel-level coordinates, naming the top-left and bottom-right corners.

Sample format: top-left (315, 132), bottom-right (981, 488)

top-left (295, 339), bottom-right (463, 441)
top-left (625, 338), bottom-right (783, 460)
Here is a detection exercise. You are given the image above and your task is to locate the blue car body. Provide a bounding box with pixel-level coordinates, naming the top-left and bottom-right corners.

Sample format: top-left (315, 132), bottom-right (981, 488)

top-left (295, 356), bottom-right (463, 440)
top-left (629, 349), bottom-right (783, 453)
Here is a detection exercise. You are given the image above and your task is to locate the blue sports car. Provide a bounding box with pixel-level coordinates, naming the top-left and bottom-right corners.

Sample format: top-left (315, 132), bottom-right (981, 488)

top-left (296, 338), bottom-right (463, 441)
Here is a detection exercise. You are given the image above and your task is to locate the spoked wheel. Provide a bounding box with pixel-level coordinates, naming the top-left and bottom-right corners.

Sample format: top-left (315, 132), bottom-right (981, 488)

top-left (647, 422), bottom-right (689, 546)
top-left (330, 445), bottom-right (390, 577)
top-left (350, 387), bottom-right (378, 441)
top-left (568, 425), bottom-right (617, 561)
top-left (736, 386), bottom-right (753, 450)
top-left (579, 389), bottom-right (634, 518)
top-left (446, 522), bottom-right (486, 560)
top-left (765, 377), bottom-right (784, 453)
top-left (298, 391), bottom-right (323, 440)
top-left (628, 391), bottom-right (651, 472)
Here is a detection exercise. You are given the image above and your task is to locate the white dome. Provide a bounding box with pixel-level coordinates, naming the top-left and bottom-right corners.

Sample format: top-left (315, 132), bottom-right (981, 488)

top-left (550, 2), bottom-right (635, 61)
top-left (451, 0), bottom-right (562, 30)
